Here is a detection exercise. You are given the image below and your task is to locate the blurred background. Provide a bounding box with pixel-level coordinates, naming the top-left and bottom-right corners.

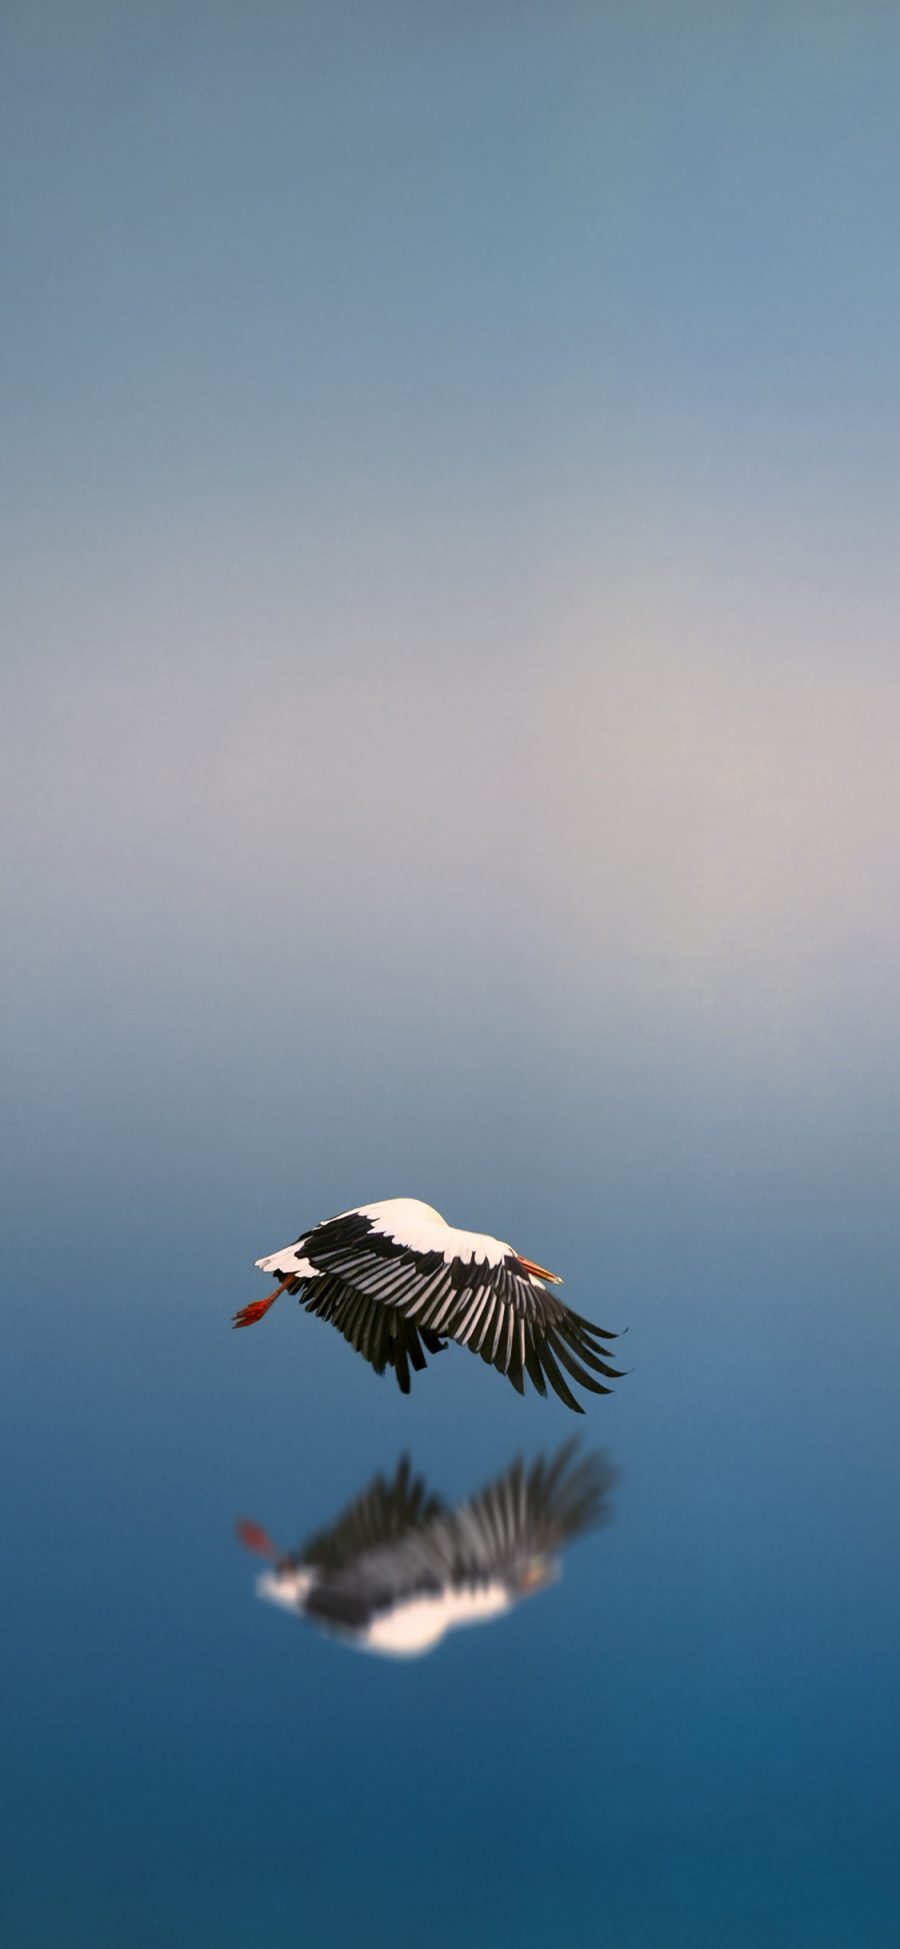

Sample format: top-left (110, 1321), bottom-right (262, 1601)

top-left (2, 5), bottom-right (899, 1945)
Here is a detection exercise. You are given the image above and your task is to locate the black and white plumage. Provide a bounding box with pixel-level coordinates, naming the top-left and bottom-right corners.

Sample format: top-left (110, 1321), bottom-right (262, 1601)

top-left (232, 1197), bottom-right (624, 1412)
top-left (237, 1443), bottom-right (616, 1658)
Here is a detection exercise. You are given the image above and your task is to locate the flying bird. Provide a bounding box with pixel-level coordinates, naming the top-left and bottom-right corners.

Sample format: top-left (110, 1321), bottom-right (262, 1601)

top-left (232, 1197), bottom-right (624, 1411)
top-left (237, 1442), bottom-right (616, 1658)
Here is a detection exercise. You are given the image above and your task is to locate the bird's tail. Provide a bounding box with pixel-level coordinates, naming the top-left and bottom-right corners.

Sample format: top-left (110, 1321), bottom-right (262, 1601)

top-left (255, 1242), bottom-right (318, 1280)
top-left (256, 1567), bottom-right (316, 1612)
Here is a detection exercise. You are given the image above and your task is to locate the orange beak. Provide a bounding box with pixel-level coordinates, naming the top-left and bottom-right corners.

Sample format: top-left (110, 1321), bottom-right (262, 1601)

top-left (514, 1254), bottom-right (563, 1285)
top-left (516, 1556), bottom-right (558, 1593)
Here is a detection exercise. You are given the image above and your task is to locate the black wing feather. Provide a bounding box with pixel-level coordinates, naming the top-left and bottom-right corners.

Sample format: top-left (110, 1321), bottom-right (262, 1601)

top-left (288, 1444), bottom-right (616, 1641)
top-left (283, 1208), bottom-right (622, 1410)
top-left (297, 1457), bottom-right (445, 1573)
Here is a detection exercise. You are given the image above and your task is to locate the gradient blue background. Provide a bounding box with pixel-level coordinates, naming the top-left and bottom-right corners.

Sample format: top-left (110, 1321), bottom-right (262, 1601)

top-left (3, 5), bottom-right (900, 1945)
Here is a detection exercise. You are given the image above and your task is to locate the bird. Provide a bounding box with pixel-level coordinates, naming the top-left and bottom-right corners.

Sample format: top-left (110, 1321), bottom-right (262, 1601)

top-left (231, 1197), bottom-right (625, 1411)
top-left (237, 1442), bottom-right (616, 1658)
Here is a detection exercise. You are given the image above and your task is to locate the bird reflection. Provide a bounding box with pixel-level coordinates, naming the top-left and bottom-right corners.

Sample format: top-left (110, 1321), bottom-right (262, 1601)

top-left (236, 1442), bottom-right (616, 1659)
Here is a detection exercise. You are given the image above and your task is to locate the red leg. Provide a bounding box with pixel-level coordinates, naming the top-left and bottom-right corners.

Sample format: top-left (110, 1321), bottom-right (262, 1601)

top-left (235, 1518), bottom-right (279, 1557)
top-left (232, 1272), bottom-right (294, 1329)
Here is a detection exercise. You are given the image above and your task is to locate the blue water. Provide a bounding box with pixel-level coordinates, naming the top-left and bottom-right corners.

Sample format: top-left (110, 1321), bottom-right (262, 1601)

top-left (4, 1078), bottom-right (899, 1947)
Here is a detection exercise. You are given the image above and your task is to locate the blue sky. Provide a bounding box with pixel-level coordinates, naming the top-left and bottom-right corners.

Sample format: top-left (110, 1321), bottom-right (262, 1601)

top-left (4, 0), bottom-right (900, 1330)
top-left (4, 0), bottom-right (900, 1369)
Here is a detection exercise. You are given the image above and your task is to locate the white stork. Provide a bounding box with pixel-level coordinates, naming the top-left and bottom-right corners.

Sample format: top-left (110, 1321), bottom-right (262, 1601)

top-left (237, 1443), bottom-right (616, 1658)
top-left (232, 1197), bottom-right (624, 1411)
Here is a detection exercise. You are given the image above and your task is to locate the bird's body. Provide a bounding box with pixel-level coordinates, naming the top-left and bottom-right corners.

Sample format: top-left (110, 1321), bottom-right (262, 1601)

top-left (238, 1444), bottom-right (615, 1658)
top-left (256, 1545), bottom-right (513, 1657)
top-left (233, 1196), bottom-right (624, 1412)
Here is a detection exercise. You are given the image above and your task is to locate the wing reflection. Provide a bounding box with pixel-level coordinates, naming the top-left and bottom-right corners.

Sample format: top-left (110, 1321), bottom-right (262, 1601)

top-left (236, 1442), bottom-right (616, 1659)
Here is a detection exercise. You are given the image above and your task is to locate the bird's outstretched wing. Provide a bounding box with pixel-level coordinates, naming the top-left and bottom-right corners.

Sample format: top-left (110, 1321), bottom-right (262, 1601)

top-left (297, 1271), bottom-right (449, 1395)
top-left (301, 1442), bottom-right (613, 1632)
top-left (286, 1209), bottom-right (624, 1410)
top-left (430, 1440), bottom-right (617, 1585)
top-left (296, 1457), bottom-right (445, 1575)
